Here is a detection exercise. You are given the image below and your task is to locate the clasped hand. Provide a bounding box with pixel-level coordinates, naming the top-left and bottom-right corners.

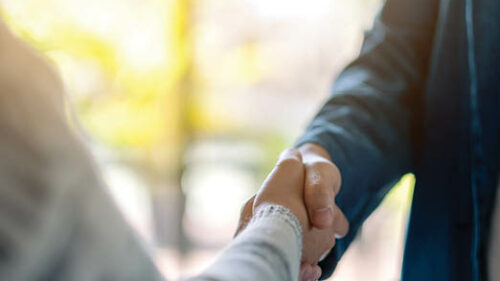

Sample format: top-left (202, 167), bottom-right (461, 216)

top-left (234, 144), bottom-right (349, 281)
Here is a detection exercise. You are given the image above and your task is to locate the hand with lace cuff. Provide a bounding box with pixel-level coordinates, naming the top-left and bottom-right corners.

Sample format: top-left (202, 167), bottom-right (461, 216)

top-left (236, 148), bottom-right (348, 281)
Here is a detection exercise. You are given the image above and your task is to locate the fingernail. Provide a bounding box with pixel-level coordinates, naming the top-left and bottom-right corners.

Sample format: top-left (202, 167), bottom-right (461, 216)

top-left (314, 207), bottom-right (333, 225)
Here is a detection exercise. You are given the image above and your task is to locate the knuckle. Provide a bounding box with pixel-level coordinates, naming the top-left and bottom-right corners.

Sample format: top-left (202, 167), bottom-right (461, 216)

top-left (311, 160), bottom-right (335, 172)
top-left (276, 157), bottom-right (302, 170)
top-left (312, 161), bottom-right (340, 179)
top-left (310, 160), bottom-right (342, 192)
top-left (282, 148), bottom-right (298, 155)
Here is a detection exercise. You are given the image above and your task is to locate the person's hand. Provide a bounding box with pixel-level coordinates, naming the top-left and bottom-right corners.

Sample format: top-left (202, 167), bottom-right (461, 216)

top-left (235, 144), bottom-right (349, 280)
top-left (236, 144), bottom-right (349, 236)
top-left (235, 148), bottom-right (341, 280)
top-left (236, 204), bottom-right (325, 281)
top-left (252, 148), bottom-right (309, 231)
top-left (297, 143), bottom-right (348, 234)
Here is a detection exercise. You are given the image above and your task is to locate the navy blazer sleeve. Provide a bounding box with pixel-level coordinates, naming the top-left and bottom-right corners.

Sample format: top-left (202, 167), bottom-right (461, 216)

top-left (295, 0), bottom-right (439, 278)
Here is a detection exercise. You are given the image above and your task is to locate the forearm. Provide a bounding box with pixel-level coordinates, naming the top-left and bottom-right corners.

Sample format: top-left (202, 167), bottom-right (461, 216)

top-left (0, 22), bottom-right (163, 279)
top-left (189, 205), bottom-right (302, 281)
top-left (295, 2), bottom-right (439, 278)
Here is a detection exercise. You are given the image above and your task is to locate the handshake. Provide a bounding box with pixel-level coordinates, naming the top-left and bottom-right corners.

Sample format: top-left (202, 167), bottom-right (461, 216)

top-left (234, 143), bottom-right (349, 280)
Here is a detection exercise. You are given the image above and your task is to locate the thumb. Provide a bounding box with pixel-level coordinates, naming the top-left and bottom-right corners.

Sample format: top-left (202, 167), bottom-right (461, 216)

top-left (234, 195), bottom-right (255, 237)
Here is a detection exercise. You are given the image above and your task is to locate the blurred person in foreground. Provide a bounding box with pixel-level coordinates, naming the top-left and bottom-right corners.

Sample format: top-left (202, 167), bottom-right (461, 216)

top-left (237, 0), bottom-right (500, 280)
top-left (0, 14), bottom-right (342, 281)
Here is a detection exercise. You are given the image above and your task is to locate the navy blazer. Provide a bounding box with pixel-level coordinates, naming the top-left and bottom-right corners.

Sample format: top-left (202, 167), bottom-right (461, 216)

top-left (297, 0), bottom-right (500, 280)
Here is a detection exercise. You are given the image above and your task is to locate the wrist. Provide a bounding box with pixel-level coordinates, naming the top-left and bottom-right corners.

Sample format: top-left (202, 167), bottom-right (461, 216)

top-left (254, 196), bottom-right (309, 229)
top-left (254, 203), bottom-right (307, 235)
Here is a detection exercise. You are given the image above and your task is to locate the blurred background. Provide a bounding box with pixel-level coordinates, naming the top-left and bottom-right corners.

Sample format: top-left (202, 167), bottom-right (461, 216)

top-left (0, 0), bottom-right (415, 280)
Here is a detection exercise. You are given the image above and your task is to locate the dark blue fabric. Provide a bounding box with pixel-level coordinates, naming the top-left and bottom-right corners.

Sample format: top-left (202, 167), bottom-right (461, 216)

top-left (295, 0), bottom-right (500, 280)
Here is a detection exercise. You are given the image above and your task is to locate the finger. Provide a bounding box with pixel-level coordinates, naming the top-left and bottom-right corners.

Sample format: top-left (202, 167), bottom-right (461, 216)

top-left (277, 148), bottom-right (302, 164)
top-left (311, 264), bottom-right (322, 280)
top-left (333, 205), bottom-right (349, 238)
top-left (301, 225), bottom-right (336, 264)
top-left (304, 162), bottom-right (340, 228)
top-left (260, 148), bottom-right (305, 194)
top-left (234, 195), bottom-right (255, 237)
top-left (299, 263), bottom-right (319, 281)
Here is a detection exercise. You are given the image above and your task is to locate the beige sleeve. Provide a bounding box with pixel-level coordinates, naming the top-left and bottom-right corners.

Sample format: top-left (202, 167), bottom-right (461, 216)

top-left (0, 19), bottom-right (163, 281)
